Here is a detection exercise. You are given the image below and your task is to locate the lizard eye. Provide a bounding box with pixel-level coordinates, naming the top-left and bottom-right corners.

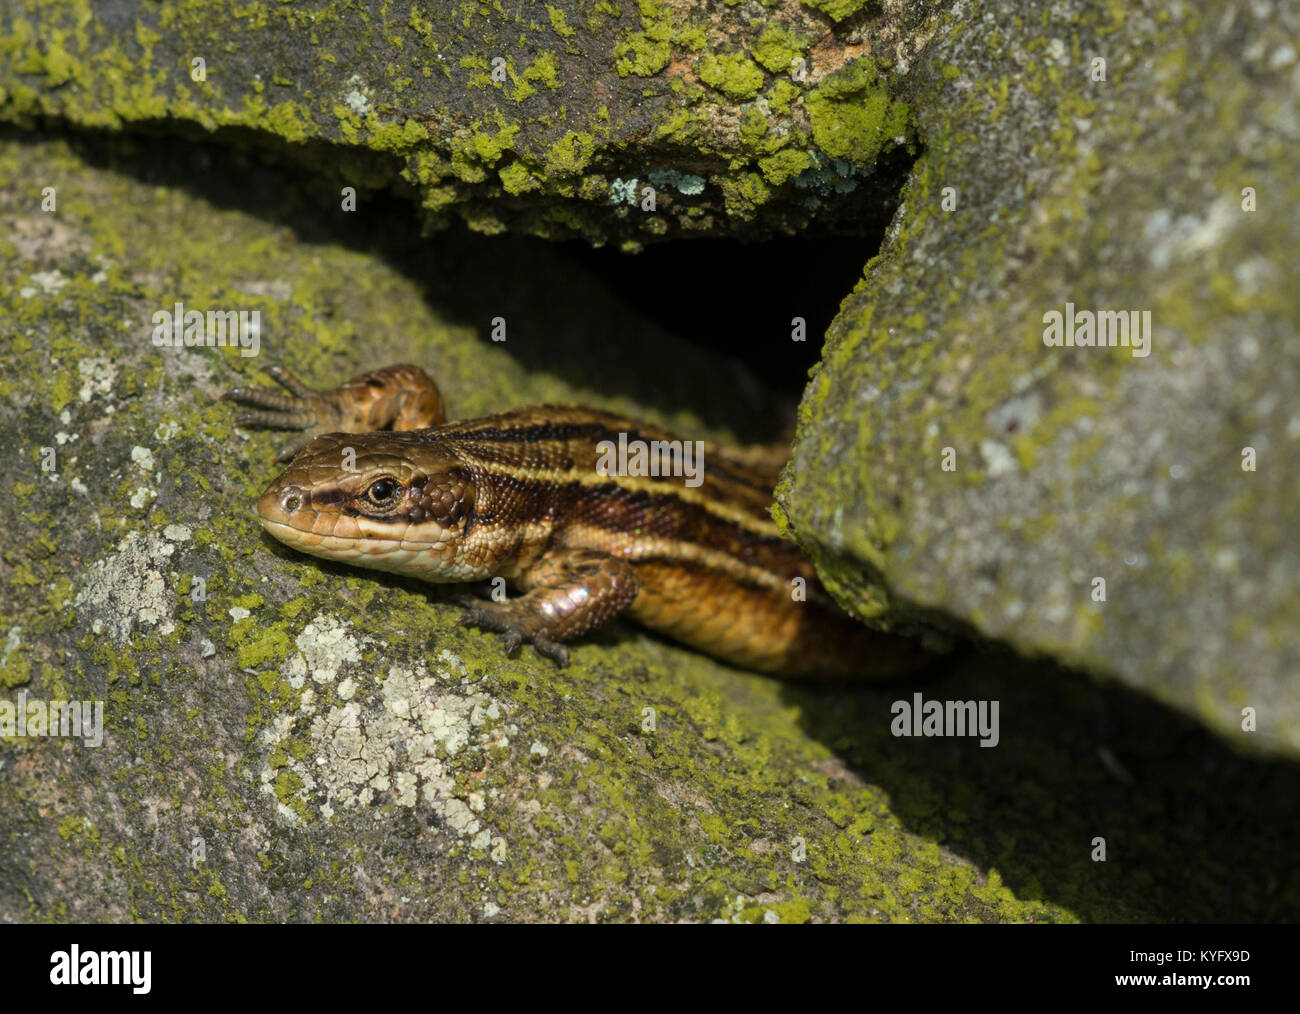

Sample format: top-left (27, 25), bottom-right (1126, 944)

top-left (364, 477), bottom-right (401, 506)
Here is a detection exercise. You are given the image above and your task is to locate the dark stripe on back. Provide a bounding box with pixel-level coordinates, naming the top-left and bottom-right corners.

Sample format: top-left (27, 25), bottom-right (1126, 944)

top-left (442, 412), bottom-right (777, 498)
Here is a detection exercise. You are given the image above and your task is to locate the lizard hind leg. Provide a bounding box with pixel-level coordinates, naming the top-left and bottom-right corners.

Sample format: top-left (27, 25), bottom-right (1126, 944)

top-left (454, 548), bottom-right (639, 667)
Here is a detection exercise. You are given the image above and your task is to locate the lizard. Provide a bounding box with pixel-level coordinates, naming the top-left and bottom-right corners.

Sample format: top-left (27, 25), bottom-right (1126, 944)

top-left (221, 363), bottom-right (930, 678)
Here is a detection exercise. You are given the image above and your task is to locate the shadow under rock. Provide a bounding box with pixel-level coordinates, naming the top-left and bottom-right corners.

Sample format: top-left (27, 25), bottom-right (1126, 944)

top-left (783, 645), bottom-right (1300, 922)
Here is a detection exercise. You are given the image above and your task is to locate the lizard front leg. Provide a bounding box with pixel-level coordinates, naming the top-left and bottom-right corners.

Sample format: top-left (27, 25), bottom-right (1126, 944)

top-left (455, 547), bottom-right (640, 667)
top-left (220, 363), bottom-right (446, 461)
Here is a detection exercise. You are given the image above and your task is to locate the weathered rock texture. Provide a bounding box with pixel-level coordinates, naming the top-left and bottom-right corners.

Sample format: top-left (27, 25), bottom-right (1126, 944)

top-left (776, 0), bottom-right (1300, 758)
top-left (0, 0), bottom-right (924, 247)
top-left (2, 0), bottom-right (1299, 923)
top-left (3, 133), bottom-right (1297, 923)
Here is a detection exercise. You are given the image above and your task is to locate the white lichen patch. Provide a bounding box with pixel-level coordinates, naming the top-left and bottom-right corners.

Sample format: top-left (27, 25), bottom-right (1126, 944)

top-left (343, 73), bottom-right (373, 116)
top-left (72, 531), bottom-right (175, 642)
top-left (28, 268), bottom-right (69, 295)
top-left (237, 278), bottom-right (293, 302)
top-left (154, 419), bottom-right (182, 442)
top-left (77, 356), bottom-right (117, 402)
top-left (259, 615), bottom-right (507, 848)
top-left (284, 613), bottom-right (363, 685)
top-left (978, 438), bottom-right (1018, 477)
top-left (2, 626), bottom-right (22, 668)
top-left (130, 445), bottom-right (155, 471)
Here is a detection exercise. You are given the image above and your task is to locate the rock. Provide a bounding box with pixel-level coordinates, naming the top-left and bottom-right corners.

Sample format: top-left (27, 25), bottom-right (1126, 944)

top-left (776, 1), bottom-right (1300, 756)
top-left (0, 0), bottom-right (923, 248)
top-left (3, 128), bottom-right (1299, 923)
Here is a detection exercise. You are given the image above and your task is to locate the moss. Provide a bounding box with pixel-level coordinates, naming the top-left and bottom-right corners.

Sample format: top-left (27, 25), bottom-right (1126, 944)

top-left (58, 815), bottom-right (94, 842)
top-left (14, 20), bottom-right (1283, 924)
top-left (697, 52), bottom-right (766, 101)
top-left (0, 0), bottom-right (905, 246)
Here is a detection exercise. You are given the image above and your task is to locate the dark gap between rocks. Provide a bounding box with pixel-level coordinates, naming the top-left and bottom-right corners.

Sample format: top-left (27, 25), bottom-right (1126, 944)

top-left (39, 121), bottom-right (909, 431)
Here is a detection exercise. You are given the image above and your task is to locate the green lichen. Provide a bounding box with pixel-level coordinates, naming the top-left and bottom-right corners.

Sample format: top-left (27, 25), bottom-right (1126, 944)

top-left (750, 23), bottom-right (808, 74)
top-left (801, 0), bottom-right (870, 22)
top-left (758, 148), bottom-right (814, 187)
top-left (545, 4), bottom-right (575, 38)
top-left (7, 6), bottom-right (1284, 925)
top-left (0, 0), bottom-right (908, 246)
top-left (523, 51), bottom-right (562, 93)
top-left (613, 30), bottom-right (671, 78)
top-left (805, 58), bottom-right (912, 166)
top-left (544, 130), bottom-right (595, 176)
top-left (697, 52), bottom-right (766, 101)
top-left (719, 171), bottom-right (772, 219)
top-left (500, 159), bottom-right (542, 194)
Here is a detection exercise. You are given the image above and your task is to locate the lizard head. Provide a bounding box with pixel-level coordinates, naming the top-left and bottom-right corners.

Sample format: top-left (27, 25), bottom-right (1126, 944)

top-left (256, 432), bottom-right (480, 581)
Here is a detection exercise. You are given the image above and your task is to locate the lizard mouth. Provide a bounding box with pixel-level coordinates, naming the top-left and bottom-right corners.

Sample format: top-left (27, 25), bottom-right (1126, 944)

top-left (256, 482), bottom-right (454, 553)
top-left (257, 511), bottom-right (462, 584)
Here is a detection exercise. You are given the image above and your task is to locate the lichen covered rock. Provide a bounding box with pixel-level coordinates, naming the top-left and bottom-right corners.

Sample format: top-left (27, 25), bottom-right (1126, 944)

top-left (0, 0), bottom-right (929, 248)
top-left (3, 132), bottom-right (1298, 923)
top-left (776, 2), bottom-right (1300, 757)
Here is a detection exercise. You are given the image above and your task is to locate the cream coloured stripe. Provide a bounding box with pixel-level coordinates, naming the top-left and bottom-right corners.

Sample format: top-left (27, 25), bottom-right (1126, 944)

top-left (448, 446), bottom-right (783, 537)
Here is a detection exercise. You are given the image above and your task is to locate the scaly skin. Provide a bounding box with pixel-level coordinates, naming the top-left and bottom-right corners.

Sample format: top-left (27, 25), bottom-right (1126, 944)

top-left (222, 364), bottom-right (930, 677)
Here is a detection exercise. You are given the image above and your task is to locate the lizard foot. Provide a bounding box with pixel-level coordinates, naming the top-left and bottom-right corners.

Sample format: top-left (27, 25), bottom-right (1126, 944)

top-left (453, 597), bottom-right (572, 667)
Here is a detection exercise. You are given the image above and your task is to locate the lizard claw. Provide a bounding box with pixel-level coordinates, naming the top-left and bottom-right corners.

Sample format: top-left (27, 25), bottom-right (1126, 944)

top-left (219, 365), bottom-right (335, 461)
top-left (532, 636), bottom-right (570, 668)
top-left (453, 600), bottom-right (571, 667)
top-left (262, 364), bottom-right (315, 398)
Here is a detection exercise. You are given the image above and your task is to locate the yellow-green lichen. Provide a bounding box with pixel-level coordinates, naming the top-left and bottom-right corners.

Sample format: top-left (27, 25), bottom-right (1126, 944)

top-left (545, 5), bottom-right (575, 38)
top-left (805, 58), bottom-right (912, 166)
top-left (801, 0), bottom-right (870, 21)
top-left (697, 52), bottom-right (766, 101)
top-left (613, 29), bottom-right (671, 78)
top-left (750, 23), bottom-right (808, 74)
